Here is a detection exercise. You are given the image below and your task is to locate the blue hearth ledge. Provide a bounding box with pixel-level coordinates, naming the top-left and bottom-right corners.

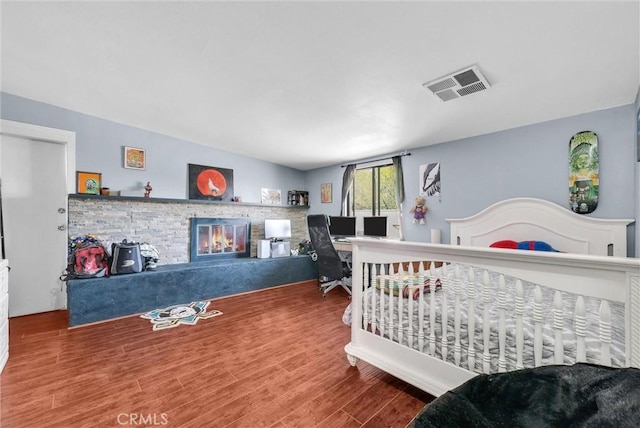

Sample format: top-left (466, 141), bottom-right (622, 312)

top-left (67, 255), bottom-right (318, 327)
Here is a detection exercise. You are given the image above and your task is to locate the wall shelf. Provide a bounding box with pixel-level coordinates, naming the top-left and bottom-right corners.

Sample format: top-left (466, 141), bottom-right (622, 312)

top-left (69, 193), bottom-right (309, 209)
top-left (287, 190), bottom-right (309, 207)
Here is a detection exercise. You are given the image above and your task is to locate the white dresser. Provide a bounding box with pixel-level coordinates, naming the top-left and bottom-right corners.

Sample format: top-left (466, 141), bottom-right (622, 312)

top-left (0, 259), bottom-right (8, 373)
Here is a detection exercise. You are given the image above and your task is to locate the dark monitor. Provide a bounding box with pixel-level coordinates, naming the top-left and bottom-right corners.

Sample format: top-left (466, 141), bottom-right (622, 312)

top-left (264, 219), bottom-right (291, 240)
top-left (328, 216), bottom-right (356, 238)
top-left (363, 216), bottom-right (387, 237)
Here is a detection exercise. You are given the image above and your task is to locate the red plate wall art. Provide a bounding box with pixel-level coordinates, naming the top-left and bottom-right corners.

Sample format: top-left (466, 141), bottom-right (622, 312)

top-left (188, 164), bottom-right (234, 201)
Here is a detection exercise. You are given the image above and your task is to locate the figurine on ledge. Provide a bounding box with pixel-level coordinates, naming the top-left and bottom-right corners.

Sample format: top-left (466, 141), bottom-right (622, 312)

top-left (144, 182), bottom-right (152, 198)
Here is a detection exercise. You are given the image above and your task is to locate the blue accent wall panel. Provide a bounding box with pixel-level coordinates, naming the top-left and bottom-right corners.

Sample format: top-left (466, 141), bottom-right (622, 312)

top-left (67, 256), bottom-right (318, 326)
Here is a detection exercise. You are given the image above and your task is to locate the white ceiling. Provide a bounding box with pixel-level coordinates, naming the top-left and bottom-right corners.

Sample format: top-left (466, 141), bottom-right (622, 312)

top-left (1, 1), bottom-right (639, 171)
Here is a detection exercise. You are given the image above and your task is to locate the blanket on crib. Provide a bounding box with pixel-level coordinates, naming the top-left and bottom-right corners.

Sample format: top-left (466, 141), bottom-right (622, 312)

top-left (411, 363), bottom-right (640, 428)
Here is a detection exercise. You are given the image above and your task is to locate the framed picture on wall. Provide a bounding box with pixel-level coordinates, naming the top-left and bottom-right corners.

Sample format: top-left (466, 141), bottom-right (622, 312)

top-left (321, 183), bottom-right (332, 203)
top-left (76, 171), bottom-right (101, 195)
top-left (261, 188), bottom-right (282, 205)
top-left (637, 106), bottom-right (640, 162)
top-left (188, 163), bottom-right (234, 201)
top-left (123, 146), bottom-right (146, 170)
top-left (419, 163), bottom-right (441, 197)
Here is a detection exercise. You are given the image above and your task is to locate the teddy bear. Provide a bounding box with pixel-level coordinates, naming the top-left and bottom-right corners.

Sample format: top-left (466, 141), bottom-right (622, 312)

top-left (409, 196), bottom-right (427, 224)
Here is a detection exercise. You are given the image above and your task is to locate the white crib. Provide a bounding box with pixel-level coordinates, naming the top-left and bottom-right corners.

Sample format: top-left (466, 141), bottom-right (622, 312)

top-left (344, 198), bottom-right (639, 396)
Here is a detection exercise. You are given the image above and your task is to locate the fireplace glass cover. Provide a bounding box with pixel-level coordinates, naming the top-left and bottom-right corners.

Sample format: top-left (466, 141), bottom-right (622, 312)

top-left (190, 218), bottom-right (251, 261)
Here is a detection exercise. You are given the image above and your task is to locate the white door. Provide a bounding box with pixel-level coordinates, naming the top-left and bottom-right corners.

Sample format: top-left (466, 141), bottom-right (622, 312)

top-left (0, 133), bottom-right (69, 316)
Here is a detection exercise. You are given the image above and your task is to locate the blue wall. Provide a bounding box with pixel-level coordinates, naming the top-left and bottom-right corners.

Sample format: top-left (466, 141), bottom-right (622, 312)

top-left (635, 87), bottom-right (640, 257)
top-left (1, 92), bottom-right (306, 201)
top-left (2, 92), bottom-right (637, 254)
top-left (307, 104), bottom-right (637, 255)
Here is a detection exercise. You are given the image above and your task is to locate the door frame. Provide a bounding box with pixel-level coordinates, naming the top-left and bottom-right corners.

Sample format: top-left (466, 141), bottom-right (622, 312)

top-left (1, 119), bottom-right (76, 312)
top-left (1, 119), bottom-right (76, 193)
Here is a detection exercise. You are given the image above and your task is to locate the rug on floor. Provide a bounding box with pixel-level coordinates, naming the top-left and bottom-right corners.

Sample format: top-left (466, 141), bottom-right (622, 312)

top-left (140, 301), bottom-right (223, 331)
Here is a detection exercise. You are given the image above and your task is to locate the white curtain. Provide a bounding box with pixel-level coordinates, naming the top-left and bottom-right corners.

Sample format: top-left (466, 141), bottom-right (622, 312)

top-left (340, 164), bottom-right (356, 216)
top-left (392, 156), bottom-right (405, 240)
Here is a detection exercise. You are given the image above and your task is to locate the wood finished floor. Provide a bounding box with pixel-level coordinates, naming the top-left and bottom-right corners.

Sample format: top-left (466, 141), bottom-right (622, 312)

top-left (1, 281), bottom-right (434, 427)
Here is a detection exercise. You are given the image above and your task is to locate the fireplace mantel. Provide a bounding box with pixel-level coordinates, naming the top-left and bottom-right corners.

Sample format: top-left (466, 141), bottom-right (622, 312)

top-left (69, 194), bottom-right (309, 209)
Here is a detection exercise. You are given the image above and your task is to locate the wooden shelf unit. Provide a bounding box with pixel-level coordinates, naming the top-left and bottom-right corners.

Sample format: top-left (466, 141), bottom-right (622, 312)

top-left (287, 190), bottom-right (309, 207)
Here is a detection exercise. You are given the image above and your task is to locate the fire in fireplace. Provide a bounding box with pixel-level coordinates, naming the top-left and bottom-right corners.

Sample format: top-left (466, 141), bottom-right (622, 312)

top-left (190, 218), bottom-right (251, 262)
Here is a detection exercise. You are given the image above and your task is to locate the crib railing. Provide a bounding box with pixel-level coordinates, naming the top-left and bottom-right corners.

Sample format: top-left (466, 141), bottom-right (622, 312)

top-left (362, 260), bottom-right (620, 374)
top-left (345, 239), bottom-right (640, 395)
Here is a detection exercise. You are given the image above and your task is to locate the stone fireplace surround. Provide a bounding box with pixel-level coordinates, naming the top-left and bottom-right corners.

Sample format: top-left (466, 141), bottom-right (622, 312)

top-left (68, 194), bottom-right (309, 264)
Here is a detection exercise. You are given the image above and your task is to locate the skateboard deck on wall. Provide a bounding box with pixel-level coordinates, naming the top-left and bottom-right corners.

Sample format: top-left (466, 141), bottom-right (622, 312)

top-left (569, 131), bottom-right (599, 214)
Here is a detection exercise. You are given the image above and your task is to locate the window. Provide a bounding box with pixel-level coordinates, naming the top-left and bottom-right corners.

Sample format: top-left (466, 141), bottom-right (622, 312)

top-left (352, 163), bottom-right (399, 238)
top-left (354, 164), bottom-right (397, 214)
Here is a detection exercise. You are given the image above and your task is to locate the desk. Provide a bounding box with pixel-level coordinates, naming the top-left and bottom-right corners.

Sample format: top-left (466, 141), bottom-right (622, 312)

top-left (332, 240), bottom-right (352, 264)
top-left (332, 240), bottom-right (352, 252)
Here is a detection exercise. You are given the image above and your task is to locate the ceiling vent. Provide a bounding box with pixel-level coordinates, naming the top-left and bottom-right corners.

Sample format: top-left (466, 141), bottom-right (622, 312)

top-left (422, 65), bottom-right (490, 102)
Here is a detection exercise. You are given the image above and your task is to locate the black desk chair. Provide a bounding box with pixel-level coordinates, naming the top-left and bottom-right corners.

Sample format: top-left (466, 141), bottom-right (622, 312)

top-left (306, 214), bottom-right (352, 298)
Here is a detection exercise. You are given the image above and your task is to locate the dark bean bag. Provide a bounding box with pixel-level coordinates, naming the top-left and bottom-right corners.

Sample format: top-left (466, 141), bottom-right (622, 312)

top-left (411, 363), bottom-right (640, 427)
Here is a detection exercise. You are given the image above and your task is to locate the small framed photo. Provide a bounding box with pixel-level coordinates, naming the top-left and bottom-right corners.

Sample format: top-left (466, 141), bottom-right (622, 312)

top-left (321, 183), bottom-right (332, 203)
top-left (261, 188), bottom-right (282, 205)
top-left (123, 146), bottom-right (146, 170)
top-left (76, 171), bottom-right (101, 195)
